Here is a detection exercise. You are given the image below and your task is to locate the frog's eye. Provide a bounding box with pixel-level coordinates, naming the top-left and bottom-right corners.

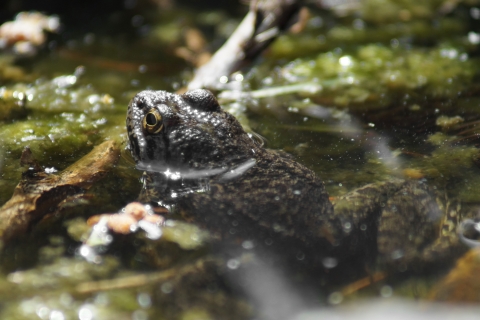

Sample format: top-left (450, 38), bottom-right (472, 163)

top-left (143, 109), bottom-right (164, 134)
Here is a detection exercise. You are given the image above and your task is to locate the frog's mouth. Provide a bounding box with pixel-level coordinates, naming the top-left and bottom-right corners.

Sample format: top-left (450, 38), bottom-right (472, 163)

top-left (126, 110), bottom-right (147, 164)
top-left (127, 120), bottom-right (169, 165)
top-left (136, 158), bottom-right (256, 181)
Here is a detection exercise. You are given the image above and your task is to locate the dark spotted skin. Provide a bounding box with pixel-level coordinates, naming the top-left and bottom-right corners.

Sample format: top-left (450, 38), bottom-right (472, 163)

top-left (126, 89), bottom-right (464, 269)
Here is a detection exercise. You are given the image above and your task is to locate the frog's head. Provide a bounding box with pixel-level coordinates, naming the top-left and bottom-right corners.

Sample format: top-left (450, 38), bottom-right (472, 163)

top-left (126, 89), bottom-right (255, 171)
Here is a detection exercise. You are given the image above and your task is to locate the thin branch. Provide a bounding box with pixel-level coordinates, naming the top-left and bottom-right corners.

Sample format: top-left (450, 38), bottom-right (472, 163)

top-left (188, 0), bottom-right (302, 90)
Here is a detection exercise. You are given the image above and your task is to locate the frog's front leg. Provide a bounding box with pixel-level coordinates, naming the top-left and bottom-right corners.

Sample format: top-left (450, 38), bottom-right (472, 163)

top-left (379, 192), bottom-right (463, 270)
top-left (330, 179), bottom-right (409, 260)
top-left (376, 183), bottom-right (448, 269)
top-left (331, 179), bottom-right (464, 270)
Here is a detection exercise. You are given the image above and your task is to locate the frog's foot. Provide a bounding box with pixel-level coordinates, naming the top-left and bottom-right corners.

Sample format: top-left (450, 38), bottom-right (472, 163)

top-left (378, 191), bottom-right (465, 272)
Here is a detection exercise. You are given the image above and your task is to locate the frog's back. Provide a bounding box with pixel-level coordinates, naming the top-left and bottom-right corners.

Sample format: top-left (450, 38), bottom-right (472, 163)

top-left (178, 147), bottom-right (334, 244)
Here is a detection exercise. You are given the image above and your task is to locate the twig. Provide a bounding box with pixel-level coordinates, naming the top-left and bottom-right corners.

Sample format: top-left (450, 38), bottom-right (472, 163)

top-left (188, 0), bottom-right (302, 90)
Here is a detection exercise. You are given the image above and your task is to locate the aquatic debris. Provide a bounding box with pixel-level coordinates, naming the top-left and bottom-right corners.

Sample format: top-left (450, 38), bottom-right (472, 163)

top-left (429, 247), bottom-right (480, 302)
top-left (0, 12), bottom-right (60, 56)
top-left (81, 202), bottom-right (165, 263)
top-left (174, 28), bottom-right (211, 67)
top-left (218, 83), bottom-right (322, 102)
top-left (86, 202), bottom-right (165, 237)
top-left (82, 202), bottom-right (166, 262)
top-left (0, 140), bottom-right (120, 245)
top-left (402, 168), bottom-right (425, 179)
top-left (436, 115), bottom-right (464, 129)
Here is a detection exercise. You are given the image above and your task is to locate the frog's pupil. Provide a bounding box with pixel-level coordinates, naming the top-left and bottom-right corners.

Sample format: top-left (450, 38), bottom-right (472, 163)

top-left (146, 113), bottom-right (157, 125)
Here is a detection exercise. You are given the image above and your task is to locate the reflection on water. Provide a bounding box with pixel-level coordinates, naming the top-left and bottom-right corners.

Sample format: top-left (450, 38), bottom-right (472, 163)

top-left (226, 252), bottom-right (311, 320)
top-left (458, 219), bottom-right (480, 248)
top-left (293, 300), bottom-right (480, 320)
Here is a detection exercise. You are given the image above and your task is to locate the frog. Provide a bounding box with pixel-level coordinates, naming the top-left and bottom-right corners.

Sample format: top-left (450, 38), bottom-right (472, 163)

top-left (126, 88), bottom-right (464, 271)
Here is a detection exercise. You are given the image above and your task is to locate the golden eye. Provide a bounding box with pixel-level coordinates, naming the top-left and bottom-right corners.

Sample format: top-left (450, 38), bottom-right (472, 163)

top-left (143, 109), bottom-right (164, 134)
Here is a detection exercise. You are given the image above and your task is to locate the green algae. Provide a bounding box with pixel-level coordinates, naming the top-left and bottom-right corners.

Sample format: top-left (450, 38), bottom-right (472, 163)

top-left (0, 73), bottom-right (128, 204)
top-left (255, 0), bottom-right (480, 116)
top-left (270, 0), bottom-right (478, 55)
top-left (266, 44), bottom-right (477, 109)
top-left (161, 220), bottom-right (210, 251)
top-left (405, 132), bottom-right (480, 202)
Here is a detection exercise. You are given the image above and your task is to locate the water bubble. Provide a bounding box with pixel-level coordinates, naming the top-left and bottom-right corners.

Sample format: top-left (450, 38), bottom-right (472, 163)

top-left (227, 259), bottom-right (240, 270)
top-left (390, 249), bottom-right (404, 260)
top-left (83, 33), bottom-right (95, 45)
top-left (219, 76), bottom-right (228, 84)
top-left (137, 293), bottom-right (152, 308)
top-left (328, 291), bottom-right (343, 305)
top-left (59, 293), bottom-right (73, 307)
top-left (339, 56), bottom-right (353, 67)
top-left (78, 306), bottom-right (94, 320)
top-left (49, 310), bottom-right (65, 320)
top-left (234, 73), bottom-right (244, 82)
top-left (132, 310), bottom-right (148, 320)
top-left (380, 285), bottom-right (393, 297)
top-left (52, 75), bottom-right (77, 88)
top-left (260, 76), bottom-right (273, 86)
top-left (93, 293), bottom-right (109, 306)
top-left (296, 252), bottom-right (305, 261)
top-left (19, 298), bottom-right (38, 314)
top-left (161, 282), bottom-right (173, 294)
top-left (242, 240), bottom-right (254, 250)
top-left (36, 306), bottom-right (50, 319)
top-left (322, 257), bottom-right (338, 269)
top-left (342, 222), bottom-right (352, 233)
top-left (130, 223), bottom-right (139, 232)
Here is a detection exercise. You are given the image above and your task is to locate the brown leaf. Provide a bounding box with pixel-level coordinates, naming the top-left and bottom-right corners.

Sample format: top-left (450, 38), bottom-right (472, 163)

top-left (429, 248), bottom-right (480, 302)
top-left (0, 140), bottom-right (120, 245)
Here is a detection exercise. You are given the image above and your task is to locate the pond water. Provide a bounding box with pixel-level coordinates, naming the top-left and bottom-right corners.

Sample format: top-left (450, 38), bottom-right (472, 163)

top-left (1, 0), bottom-right (480, 319)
